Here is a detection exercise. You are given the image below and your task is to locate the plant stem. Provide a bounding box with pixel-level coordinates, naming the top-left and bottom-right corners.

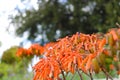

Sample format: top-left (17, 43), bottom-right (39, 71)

top-left (89, 70), bottom-right (93, 80)
top-left (77, 69), bottom-right (83, 80)
top-left (57, 60), bottom-right (66, 80)
top-left (101, 67), bottom-right (113, 80)
top-left (75, 64), bottom-right (83, 80)
top-left (106, 76), bottom-right (108, 80)
top-left (61, 70), bottom-right (66, 80)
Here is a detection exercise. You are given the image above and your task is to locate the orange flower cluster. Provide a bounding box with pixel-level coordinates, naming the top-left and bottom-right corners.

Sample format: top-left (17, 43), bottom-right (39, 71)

top-left (16, 47), bottom-right (30, 57)
top-left (32, 32), bottom-right (107, 80)
top-left (105, 28), bottom-right (120, 75)
top-left (16, 44), bottom-right (44, 57)
top-left (33, 57), bottom-right (60, 80)
top-left (106, 28), bottom-right (120, 46)
top-left (16, 28), bottom-right (120, 79)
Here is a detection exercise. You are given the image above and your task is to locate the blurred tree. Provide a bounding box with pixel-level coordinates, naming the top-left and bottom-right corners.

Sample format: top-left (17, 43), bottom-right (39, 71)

top-left (1, 46), bottom-right (19, 64)
top-left (1, 46), bottom-right (31, 67)
top-left (11, 0), bottom-right (120, 42)
top-left (0, 46), bottom-right (32, 80)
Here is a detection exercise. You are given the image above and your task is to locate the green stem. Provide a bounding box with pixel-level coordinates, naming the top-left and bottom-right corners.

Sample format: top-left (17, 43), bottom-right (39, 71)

top-left (101, 67), bottom-right (113, 80)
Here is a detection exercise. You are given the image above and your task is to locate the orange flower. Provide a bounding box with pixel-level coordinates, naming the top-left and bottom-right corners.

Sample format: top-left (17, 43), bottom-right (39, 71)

top-left (17, 31), bottom-right (115, 79)
top-left (113, 56), bottom-right (119, 62)
top-left (99, 38), bottom-right (106, 51)
top-left (85, 55), bottom-right (92, 70)
top-left (28, 44), bottom-right (44, 55)
top-left (109, 64), bottom-right (115, 70)
top-left (33, 57), bottom-right (61, 80)
top-left (117, 70), bottom-right (120, 75)
top-left (60, 52), bottom-right (82, 73)
top-left (16, 48), bottom-right (24, 57)
top-left (103, 49), bottom-right (110, 56)
top-left (109, 29), bottom-right (118, 41)
top-left (16, 47), bottom-right (30, 57)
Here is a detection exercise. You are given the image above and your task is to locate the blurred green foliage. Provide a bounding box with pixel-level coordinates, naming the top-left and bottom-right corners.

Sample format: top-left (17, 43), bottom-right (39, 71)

top-left (0, 46), bottom-right (32, 80)
top-left (11, 0), bottom-right (120, 42)
top-left (1, 46), bottom-right (19, 64)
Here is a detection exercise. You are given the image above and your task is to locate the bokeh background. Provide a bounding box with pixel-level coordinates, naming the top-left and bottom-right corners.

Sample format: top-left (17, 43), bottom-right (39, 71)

top-left (0, 0), bottom-right (120, 80)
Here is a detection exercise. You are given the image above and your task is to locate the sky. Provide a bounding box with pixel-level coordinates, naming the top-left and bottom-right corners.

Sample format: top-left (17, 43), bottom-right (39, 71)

top-left (0, 0), bottom-right (38, 58)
